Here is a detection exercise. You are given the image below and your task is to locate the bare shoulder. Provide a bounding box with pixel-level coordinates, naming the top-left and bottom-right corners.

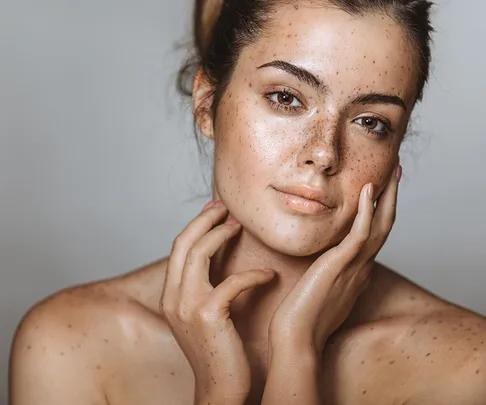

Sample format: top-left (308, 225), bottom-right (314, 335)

top-left (10, 259), bottom-right (193, 405)
top-left (404, 307), bottom-right (486, 404)
top-left (375, 263), bottom-right (486, 403)
top-left (10, 277), bottom-right (126, 404)
top-left (323, 262), bottom-right (486, 404)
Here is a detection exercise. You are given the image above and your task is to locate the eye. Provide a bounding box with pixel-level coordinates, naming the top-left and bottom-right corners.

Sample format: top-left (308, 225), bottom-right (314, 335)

top-left (268, 91), bottom-right (303, 108)
top-left (354, 116), bottom-right (389, 135)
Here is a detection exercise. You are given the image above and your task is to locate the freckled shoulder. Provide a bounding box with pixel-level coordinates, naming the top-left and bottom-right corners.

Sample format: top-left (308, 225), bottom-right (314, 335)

top-left (9, 261), bottom-right (189, 405)
top-left (404, 308), bottom-right (486, 403)
top-left (9, 282), bottom-right (126, 404)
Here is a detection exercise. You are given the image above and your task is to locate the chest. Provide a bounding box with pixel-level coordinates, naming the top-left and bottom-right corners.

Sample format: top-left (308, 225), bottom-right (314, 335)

top-left (105, 337), bottom-right (414, 405)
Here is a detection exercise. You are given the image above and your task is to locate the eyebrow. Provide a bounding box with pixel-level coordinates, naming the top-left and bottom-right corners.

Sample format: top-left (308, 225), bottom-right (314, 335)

top-left (257, 60), bottom-right (328, 94)
top-left (256, 59), bottom-right (407, 111)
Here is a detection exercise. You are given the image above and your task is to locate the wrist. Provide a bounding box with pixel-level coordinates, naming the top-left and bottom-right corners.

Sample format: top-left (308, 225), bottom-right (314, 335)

top-left (269, 344), bottom-right (322, 376)
top-left (195, 383), bottom-right (249, 405)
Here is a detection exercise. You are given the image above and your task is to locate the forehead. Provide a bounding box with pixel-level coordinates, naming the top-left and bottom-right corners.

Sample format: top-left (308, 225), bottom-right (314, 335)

top-left (241, 3), bottom-right (419, 107)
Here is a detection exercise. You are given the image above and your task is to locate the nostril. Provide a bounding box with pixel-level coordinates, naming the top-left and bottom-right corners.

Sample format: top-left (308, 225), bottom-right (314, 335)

top-left (305, 160), bottom-right (313, 165)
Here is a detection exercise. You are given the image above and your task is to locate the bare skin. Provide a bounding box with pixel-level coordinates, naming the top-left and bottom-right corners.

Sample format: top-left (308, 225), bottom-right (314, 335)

top-left (10, 260), bottom-right (486, 405)
top-left (9, 3), bottom-right (486, 405)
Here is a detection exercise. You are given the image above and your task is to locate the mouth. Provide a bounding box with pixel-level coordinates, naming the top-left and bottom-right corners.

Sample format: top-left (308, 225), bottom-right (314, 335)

top-left (271, 185), bottom-right (335, 216)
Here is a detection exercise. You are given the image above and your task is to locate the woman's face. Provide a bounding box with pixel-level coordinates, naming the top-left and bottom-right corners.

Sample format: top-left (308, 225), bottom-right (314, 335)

top-left (201, 4), bottom-right (418, 256)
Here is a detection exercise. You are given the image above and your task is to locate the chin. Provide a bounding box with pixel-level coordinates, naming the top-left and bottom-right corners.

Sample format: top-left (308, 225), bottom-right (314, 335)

top-left (244, 218), bottom-right (344, 257)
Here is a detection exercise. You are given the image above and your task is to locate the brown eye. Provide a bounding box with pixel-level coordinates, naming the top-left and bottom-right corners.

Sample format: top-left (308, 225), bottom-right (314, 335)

top-left (268, 91), bottom-right (302, 109)
top-left (355, 117), bottom-right (388, 134)
top-left (363, 117), bottom-right (378, 129)
top-left (277, 92), bottom-right (294, 105)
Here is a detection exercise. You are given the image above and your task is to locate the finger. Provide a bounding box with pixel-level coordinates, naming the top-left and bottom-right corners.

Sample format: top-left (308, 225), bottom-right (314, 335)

top-left (180, 220), bottom-right (242, 293)
top-left (281, 183), bottom-right (374, 309)
top-left (324, 182), bottom-right (375, 270)
top-left (358, 164), bottom-right (401, 260)
top-left (204, 270), bottom-right (276, 316)
top-left (164, 202), bottom-right (228, 294)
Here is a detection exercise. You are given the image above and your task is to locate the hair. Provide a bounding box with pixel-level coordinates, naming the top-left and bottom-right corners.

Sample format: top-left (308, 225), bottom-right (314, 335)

top-left (177, 0), bottom-right (434, 126)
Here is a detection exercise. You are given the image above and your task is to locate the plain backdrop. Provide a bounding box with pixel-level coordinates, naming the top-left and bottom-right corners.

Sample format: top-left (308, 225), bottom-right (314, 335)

top-left (1, 0), bottom-right (485, 402)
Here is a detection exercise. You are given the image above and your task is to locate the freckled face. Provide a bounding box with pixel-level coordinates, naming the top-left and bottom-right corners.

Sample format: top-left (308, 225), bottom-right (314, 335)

top-left (209, 4), bottom-right (418, 256)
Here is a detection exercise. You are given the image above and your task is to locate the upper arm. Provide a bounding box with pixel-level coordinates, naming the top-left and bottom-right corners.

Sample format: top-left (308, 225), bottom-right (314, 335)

top-left (9, 298), bottom-right (107, 405)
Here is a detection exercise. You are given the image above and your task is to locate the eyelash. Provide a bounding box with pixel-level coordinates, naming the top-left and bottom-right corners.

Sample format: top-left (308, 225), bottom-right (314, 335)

top-left (265, 88), bottom-right (304, 113)
top-left (264, 89), bottom-right (392, 139)
top-left (354, 116), bottom-right (392, 139)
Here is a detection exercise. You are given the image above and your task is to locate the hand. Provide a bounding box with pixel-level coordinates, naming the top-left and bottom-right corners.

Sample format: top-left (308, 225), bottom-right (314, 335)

top-left (160, 201), bottom-right (276, 404)
top-left (268, 165), bottom-right (402, 358)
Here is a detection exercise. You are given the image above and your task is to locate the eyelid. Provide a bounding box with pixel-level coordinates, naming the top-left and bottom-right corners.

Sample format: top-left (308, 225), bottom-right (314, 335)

top-left (264, 85), bottom-right (307, 105)
top-left (355, 113), bottom-right (392, 130)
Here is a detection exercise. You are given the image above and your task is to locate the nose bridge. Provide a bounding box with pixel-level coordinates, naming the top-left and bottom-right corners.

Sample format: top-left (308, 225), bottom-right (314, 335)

top-left (298, 114), bottom-right (340, 172)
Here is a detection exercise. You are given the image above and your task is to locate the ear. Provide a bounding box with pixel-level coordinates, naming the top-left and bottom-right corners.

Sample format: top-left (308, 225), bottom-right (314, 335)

top-left (192, 69), bottom-right (215, 140)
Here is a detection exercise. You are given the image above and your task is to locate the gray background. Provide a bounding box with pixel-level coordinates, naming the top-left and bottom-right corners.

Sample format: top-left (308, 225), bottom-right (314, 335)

top-left (1, 0), bottom-right (485, 402)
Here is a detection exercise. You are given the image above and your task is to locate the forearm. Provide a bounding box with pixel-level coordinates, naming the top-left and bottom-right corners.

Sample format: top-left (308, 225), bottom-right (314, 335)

top-left (262, 347), bottom-right (323, 405)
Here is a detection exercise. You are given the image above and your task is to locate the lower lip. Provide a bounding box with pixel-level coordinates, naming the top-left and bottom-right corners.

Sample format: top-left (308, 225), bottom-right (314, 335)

top-left (273, 188), bottom-right (333, 216)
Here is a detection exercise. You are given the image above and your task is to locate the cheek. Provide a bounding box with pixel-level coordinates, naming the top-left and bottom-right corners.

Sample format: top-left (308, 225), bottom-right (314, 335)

top-left (214, 95), bottom-right (292, 178)
top-left (341, 138), bottom-right (397, 203)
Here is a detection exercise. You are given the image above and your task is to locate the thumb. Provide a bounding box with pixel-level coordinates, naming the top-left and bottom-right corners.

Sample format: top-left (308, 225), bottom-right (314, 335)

top-left (208, 269), bottom-right (276, 311)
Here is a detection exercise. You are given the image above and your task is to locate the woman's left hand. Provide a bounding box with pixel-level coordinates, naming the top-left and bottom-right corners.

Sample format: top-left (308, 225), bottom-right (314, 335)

top-left (268, 165), bottom-right (402, 358)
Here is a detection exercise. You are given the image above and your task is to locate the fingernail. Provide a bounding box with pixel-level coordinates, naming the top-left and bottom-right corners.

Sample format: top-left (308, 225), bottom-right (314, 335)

top-left (225, 217), bottom-right (239, 225)
top-left (367, 183), bottom-right (374, 200)
top-left (202, 201), bottom-right (214, 211)
top-left (213, 200), bottom-right (225, 207)
top-left (396, 165), bottom-right (402, 183)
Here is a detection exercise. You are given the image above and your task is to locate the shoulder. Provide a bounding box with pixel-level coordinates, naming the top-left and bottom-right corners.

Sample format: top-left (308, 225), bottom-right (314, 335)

top-left (9, 266), bottom-right (173, 405)
top-left (330, 263), bottom-right (486, 404)
top-left (405, 307), bottom-right (486, 404)
top-left (10, 282), bottom-right (115, 404)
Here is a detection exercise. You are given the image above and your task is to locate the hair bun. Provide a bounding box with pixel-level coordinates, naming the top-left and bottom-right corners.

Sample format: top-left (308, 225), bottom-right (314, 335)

top-left (195, 0), bottom-right (224, 56)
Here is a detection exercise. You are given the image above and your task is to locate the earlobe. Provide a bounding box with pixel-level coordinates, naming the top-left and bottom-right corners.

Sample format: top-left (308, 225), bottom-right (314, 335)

top-left (192, 69), bottom-right (215, 140)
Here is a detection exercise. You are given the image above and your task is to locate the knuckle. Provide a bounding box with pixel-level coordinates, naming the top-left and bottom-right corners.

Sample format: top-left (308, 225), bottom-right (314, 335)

top-left (225, 274), bottom-right (242, 286)
top-left (188, 244), bottom-right (205, 258)
top-left (352, 230), bottom-right (369, 249)
top-left (160, 300), bottom-right (175, 316)
top-left (171, 234), bottom-right (184, 251)
top-left (176, 306), bottom-right (192, 322)
top-left (197, 306), bottom-right (218, 323)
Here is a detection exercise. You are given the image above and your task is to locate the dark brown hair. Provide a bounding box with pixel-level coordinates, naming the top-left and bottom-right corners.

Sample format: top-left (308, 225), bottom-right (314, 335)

top-left (178, 0), bottom-right (434, 119)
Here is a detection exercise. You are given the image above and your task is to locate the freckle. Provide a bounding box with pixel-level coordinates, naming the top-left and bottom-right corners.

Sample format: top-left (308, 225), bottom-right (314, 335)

top-left (433, 337), bottom-right (437, 340)
top-left (60, 352), bottom-right (64, 356)
top-left (96, 365), bottom-right (101, 370)
top-left (389, 360), bottom-right (395, 365)
top-left (476, 369), bottom-right (480, 374)
top-left (171, 371), bottom-right (176, 376)
top-left (361, 360), bottom-right (365, 364)
top-left (27, 345), bottom-right (31, 350)
top-left (67, 324), bottom-right (72, 329)
top-left (407, 356), bottom-right (410, 359)
top-left (410, 330), bottom-right (416, 336)
top-left (426, 353), bottom-right (431, 357)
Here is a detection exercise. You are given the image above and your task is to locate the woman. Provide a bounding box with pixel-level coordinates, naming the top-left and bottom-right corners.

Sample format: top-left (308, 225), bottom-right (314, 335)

top-left (9, 0), bottom-right (486, 404)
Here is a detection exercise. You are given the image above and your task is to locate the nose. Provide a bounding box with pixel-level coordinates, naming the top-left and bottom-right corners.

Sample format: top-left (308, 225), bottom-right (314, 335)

top-left (297, 123), bottom-right (340, 175)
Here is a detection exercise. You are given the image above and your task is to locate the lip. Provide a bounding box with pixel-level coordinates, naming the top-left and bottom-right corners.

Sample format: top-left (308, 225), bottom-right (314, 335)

top-left (272, 185), bottom-right (335, 215)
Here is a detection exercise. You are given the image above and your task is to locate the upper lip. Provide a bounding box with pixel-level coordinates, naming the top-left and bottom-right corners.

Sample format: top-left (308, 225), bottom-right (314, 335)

top-left (273, 185), bottom-right (335, 208)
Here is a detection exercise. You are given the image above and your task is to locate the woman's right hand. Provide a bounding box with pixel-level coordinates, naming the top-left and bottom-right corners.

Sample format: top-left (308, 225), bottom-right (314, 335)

top-left (160, 201), bottom-right (276, 405)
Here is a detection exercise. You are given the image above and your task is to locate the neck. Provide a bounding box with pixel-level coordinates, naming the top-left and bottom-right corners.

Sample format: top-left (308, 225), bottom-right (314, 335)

top-left (210, 228), bottom-right (320, 340)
